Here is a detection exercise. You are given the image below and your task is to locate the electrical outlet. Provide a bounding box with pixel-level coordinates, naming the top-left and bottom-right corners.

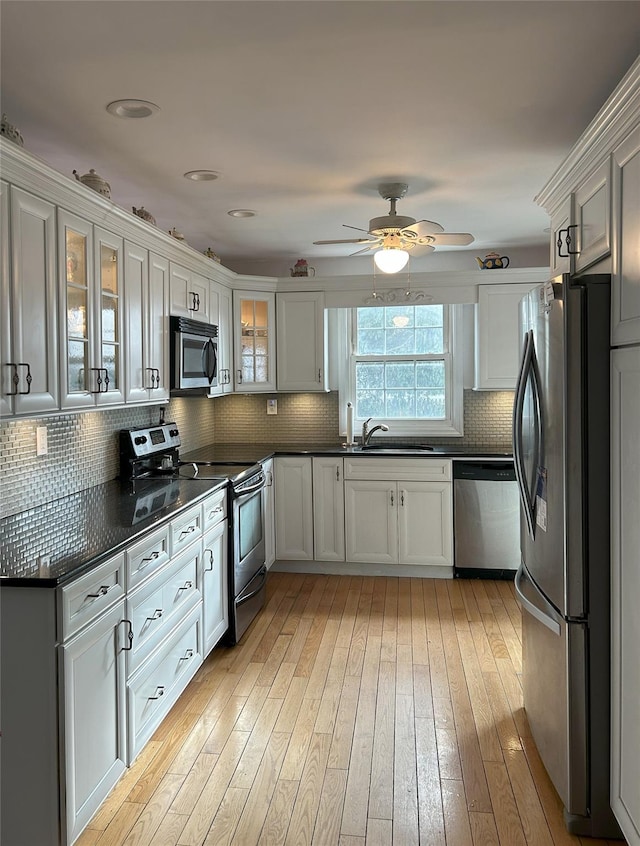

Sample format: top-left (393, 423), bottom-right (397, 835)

top-left (36, 426), bottom-right (48, 456)
top-left (267, 399), bottom-right (278, 415)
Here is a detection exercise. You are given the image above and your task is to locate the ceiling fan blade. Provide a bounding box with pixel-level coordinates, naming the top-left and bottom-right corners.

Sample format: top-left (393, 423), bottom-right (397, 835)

top-left (407, 243), bottom-right (436, 257)
top-left (430, 232), bottom-right (475, 246)
top-left (350, 244), bottom-right (377, 256)
top-left (402, 220), bottom-right (445, 238)
top-left (343, 224), bottom-right (372, 234)
top-left (313, 238), bottom-right (375, 245)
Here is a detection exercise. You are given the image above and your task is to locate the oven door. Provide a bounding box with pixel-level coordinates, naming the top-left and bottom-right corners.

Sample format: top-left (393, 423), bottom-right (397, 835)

top-left (177, 332), bottom-right (218, 389)
top-left (232, 474), bottom-right (266, 596)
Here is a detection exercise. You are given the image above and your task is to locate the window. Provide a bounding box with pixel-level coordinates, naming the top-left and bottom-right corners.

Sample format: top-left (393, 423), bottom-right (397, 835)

top-left (340, 303), bottom-right (464, 437)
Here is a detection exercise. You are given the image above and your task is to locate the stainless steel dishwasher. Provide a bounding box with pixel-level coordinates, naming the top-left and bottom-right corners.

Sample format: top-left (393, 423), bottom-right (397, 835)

top-left (453, 460), bottom-right (520, 579)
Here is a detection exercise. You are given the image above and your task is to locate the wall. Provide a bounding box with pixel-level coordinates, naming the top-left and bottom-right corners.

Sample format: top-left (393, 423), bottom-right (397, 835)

top-left (0, 389), bottom-right (513, 520)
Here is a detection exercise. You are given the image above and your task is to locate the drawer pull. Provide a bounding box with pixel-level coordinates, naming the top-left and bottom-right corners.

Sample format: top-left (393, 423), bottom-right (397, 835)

top-left (179, 525), bottom-right (197, 538)
top-left (208, 506), bottom-right (224, 518)
top-left (178, 580), bottom-right (193, 591)
top-left (179, 649), bottom-right (195, 661)
top-left (86, 585), bottom-right (110, 600)
top-left (204, 548), bottom-right (214, 572)
top-left (141, 551), bottom-right (161, 566)
top-left (121, 619), bottom-right (134, 651)
top-left (148, 685), bottom-right (165, 700)
top-left (146, 608), bottom-right (163, 622)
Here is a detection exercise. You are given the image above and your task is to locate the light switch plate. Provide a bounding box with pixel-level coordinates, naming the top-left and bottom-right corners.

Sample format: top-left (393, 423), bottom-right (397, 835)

top-left (36, 426), bottom-right (48, 456)
top-left (267, 399), bottom-right (277, 415)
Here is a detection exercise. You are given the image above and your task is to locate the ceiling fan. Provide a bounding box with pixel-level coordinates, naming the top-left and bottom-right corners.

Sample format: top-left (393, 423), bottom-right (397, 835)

top-left (313, 182), bottom-right (474, 273)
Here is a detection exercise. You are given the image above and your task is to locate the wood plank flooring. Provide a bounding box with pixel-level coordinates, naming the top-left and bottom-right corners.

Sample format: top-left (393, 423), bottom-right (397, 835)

top-left (79, 573), bottom-right (624, 846)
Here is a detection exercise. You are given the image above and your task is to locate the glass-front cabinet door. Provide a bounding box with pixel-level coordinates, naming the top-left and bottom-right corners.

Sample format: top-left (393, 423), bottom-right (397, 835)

top-left (232, 291), bottom-right (276, 391)
top-left (59, 211), bottom-right (123, 408)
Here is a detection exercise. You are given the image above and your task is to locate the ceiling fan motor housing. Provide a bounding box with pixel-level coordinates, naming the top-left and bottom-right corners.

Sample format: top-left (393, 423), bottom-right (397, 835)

top-left (368, 214), bottom-right (416, 235)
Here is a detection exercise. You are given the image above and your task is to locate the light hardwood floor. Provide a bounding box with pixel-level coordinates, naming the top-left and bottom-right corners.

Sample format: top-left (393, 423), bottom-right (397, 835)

top-left (79, 573), bottom-right (623, 846)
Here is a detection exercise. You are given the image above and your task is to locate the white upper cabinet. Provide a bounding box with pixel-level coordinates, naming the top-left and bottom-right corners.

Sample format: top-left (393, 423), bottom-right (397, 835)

top-left (123, 245), bottom-right (169, 404)
top-left (474, 283), bottom-right (537, 390)
top-left (58, 211), bottom-right (125, 409)
top-left (573, 158), bottom-right (612, 274)
top-left (2, 185), bottom-right (59, 416)
top-left (208, 279), bottom-right (234, 396)
top-left (276, 291), bottom-right (328, 392)
top-left (611, 124), bottom-right (640, 346)
top-left (233, 291), bottom-right (276, 392)
top-left (169, 263), bottom-right (210, 323)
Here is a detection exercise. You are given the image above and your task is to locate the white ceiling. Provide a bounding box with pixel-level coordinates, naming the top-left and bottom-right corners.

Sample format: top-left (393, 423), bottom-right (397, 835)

top-left (1, 1), bottom-right (639, 276)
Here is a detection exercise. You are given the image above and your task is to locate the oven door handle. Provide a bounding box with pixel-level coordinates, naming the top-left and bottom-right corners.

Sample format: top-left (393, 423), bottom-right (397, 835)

top-left (236, 567), bottom-right (267, 605)
top-left (233, 477), bottom-right (266, 498)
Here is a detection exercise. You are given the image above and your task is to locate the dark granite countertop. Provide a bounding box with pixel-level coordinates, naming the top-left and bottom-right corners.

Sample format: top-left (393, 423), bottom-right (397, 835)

top-left (181, 442), bottom-right (514, 462)
top-left (0, 477), bottom-right (227, 587)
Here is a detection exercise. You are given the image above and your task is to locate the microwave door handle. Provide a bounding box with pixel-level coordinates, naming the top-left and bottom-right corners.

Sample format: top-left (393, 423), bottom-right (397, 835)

top-left (209, 340), bottom-right (218, 383)
top-left (513, 331), bottom-right (536, 539)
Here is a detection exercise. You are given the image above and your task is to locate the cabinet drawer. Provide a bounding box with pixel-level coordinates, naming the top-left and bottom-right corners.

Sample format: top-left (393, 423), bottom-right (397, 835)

top-left (126, 544), bottom-right (201, 674)
top-left (344, 457), bottom-right (452, 482)
top-left (125, 525), bottom-right (170, 591)
top-left (202, 487), bottom-right (228, 531)
top-left (60, 553), bottom-right (125, 640)
top-left (127, 602), bottom-right (203, 763)
top-left (170, 503), bottom-right (203, 554)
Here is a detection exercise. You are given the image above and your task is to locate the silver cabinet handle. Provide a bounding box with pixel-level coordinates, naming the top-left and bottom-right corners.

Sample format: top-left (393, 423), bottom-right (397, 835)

top-left (179, 649), bottom-right (195, 661)
top-left (400, 490), bottom-right (405, 507)
top-left (179, 525), bottom-right (197, 538)
top-left (6, 362), bottom-right (33, 395)
top-left (336, 466), bottom-right (340, 481)
top-left (121, 619), bottom-right (134, 651)
top-left (178, 580), bottom-right (193, 591)
top-left (318, 368), bottom-right (322, 382)
top-left (204, 548), bottom-right (214, 572)
top-left (86, 585), bottom-right (110, 599)
top-left (146, 608), bottom-right (163, 621)
top-left (89, 367), bottom-right (110, 394)
top-left (148, 685), bottom-right (165, 700)
top-left (141, 551), bottom-right (161, 567)
top-left (390, 491), bottom-right (394, 507)
top-left (237, 369), bottom-right (243, 384)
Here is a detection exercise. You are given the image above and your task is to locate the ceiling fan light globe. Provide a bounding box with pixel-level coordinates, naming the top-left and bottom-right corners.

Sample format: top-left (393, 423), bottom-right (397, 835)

top-left (374, 248), bottom-right (409, 274)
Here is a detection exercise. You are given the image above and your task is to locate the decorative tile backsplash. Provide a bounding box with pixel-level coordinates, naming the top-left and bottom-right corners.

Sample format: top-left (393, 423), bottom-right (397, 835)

top-left (0, 390), bottom-right (513, 519)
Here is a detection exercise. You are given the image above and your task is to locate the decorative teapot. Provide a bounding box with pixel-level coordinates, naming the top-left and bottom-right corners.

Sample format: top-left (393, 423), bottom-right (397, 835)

top-left (73, 168), bottom-right (111, 198)
top-left (203, 247), bottom-right (221, 263)
top-left (132, 206), bottom-right (156, 226)
top-left (290, 258), bottom-right (315, 277)
top-left (476, 251), bottom-right (510, 270)
top-left (0, 113), bottom-right (24, 147)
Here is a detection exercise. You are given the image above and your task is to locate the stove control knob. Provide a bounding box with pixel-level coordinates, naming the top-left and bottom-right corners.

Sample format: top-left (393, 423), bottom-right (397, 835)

top-left (135, 435), bottom-right (147, 445)
top-left (169, 428), bottom-right (179, 438)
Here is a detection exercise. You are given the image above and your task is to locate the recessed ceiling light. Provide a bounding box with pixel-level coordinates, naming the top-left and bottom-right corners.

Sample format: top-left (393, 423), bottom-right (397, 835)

top-left (106, 99), bottom-right (160, 119)
top-left (228, 209), bottom-right (257, 218)
top-left (183, 170), bottom-right (220, 182)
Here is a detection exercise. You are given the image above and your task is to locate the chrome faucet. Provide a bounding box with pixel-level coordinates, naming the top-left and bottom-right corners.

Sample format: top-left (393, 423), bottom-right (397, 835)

top-left (361, 417), bottom-right (389, 445)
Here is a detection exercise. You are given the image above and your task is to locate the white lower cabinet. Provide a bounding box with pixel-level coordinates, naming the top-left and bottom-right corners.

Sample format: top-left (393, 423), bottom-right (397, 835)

top-left (127, 602), bottom-right (203, 763)
top-left (312, 457), bottom-right (345, 561)
top-left (60, 600), bottom-right (127, 844)
top-left (611, 346), bottom-right (640, 846)
top-left (344, 458), bottom-right (453, 569)
top-left (202, 517), bottom-right (229, 654)
top-left (275, 456), bottom-right (314, 560)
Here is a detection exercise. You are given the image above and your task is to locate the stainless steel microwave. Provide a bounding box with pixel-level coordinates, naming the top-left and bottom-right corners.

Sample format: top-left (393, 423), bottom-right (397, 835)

top-left (170, 316), bottom-right (218, 391)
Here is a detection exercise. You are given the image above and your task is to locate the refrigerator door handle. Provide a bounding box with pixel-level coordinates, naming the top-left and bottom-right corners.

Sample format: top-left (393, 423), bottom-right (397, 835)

top-left (513, 331), bottom-right (537, 539)
top-left (515, 563), bottom-right (562, 636)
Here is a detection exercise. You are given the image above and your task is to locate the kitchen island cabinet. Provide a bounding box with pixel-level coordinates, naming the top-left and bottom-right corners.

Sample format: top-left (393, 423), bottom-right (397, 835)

top-left (0, 481), bottom-right (229, 846)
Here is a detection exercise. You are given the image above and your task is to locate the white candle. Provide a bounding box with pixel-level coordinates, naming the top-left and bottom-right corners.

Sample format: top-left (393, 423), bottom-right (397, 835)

top-left (346, 402), bottom-right (354, 444)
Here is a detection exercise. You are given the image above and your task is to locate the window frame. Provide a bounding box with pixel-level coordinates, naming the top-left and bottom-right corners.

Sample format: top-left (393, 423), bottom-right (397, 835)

top-left (338, 303), bottom-right (465, 438)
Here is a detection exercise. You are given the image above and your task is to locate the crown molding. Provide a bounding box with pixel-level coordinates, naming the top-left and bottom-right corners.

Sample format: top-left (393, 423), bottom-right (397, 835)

top-left (535, 54), bottom-right (640, 214)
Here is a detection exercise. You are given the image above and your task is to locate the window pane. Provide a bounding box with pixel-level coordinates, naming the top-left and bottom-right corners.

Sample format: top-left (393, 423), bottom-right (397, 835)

top-left (415, 305), bottom-right (443, 327)
top-left (385, 328), bottom-right (414, 354)
top-left (357, 328), bottom-right (385, 354)
top-left (415, 327), bottom-right (444, 353)
top-left (386, 390), bottom-right (416, 417)
top-left (356, 362), bottom-right (384, 389)
top-left (357, 307), bottom-right (384, 329)
top-left (385, 362), bottom-right (414, 388)
top-left (417, 390), bottom-right (446, 418)
top-left (356, 390), bottom-right (384, 418)
top-left (416, 361), bottom-right (445, 388)
top-left (385, 306), bottom-right (414, 329)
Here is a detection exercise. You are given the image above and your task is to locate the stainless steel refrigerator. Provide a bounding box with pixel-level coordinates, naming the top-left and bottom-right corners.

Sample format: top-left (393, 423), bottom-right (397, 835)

top-left (512, 274), bottom-right (621, 838)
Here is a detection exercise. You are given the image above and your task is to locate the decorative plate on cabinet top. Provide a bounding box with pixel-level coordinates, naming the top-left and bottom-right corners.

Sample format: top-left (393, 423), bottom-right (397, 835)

top-left (73, 168), bottom-right (111, 198)
top-left (132, 206), bottom-right (156, 226)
